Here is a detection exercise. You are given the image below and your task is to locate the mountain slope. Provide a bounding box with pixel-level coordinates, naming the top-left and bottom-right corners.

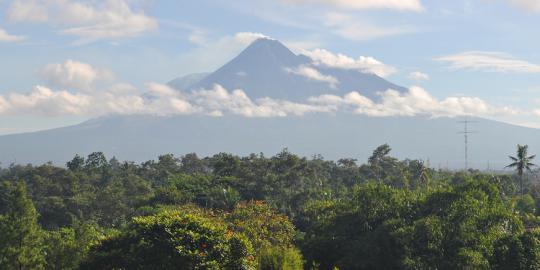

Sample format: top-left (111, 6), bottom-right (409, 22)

top-left (0, 114), bottom-right (537, 169)
top-left (169, 38), bottom-right (406, 100)
top-left (168, 72), bottom-right (210, 90)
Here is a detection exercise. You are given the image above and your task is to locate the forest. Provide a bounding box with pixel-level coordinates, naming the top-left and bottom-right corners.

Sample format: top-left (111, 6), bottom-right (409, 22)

top-left (1, 144), bottom-right (540, 270)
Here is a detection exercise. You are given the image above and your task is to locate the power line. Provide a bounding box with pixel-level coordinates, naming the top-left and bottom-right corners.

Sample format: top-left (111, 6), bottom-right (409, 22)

top-left (458, 119), bottom-right (478, 170)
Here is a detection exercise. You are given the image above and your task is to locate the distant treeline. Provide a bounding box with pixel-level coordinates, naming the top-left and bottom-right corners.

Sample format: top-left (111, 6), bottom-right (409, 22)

top-left (1, 144), bottom-right (540, 269)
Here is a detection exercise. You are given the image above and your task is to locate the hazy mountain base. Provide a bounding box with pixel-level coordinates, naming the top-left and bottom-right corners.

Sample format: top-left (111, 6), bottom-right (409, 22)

top-left (0, 113), bottom-right (537, 169)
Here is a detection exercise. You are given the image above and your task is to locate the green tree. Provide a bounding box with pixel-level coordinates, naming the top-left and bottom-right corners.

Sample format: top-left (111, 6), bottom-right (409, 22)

top-left (81, 209), bottom-right (256, 270)
top-left (491, 231), bottom-right (540, 270)
top-left (507, 144), bottom-right (536, 196)
top-left (0, 183), bottom-right (45, 270)
top-left (66, 154), bottom-right (85, 171)
top-left (303, 180), bottom-right (523, 270)
top-left (227, 201), bottom-right (297, 253)
top-left (44, 223), bottom-right (101, 270)
top-left (84, 152), bottom-right (108, 172)
top-left (367, 144), bottom-right (399, 183)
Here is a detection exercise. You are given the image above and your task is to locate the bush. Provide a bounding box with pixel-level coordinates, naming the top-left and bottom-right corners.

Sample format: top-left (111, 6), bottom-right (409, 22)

top-left (258, 246), bottom-right (304, 270)
top-left (81, 209), bottom-right (256, 270)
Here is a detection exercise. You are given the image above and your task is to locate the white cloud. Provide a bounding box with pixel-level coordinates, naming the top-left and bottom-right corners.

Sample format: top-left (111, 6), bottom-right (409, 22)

top-left (0, 78), bottom-right (331, 118)
top-left (136, 83), bottom-right (197, 115)
top-left (7, 0), bottom-right (158, 43)
top-left (3, 86), bottom-right (92, 116)
top-left (0, 28), bottom-right (25, 42)
top-left (283, 39), bottom-right (323, 53)
top-left (309, 87), bottom-right (518, 118)
top-left (408, 71), bottom-right (430, 81)
top-left (191, 85), bottom-right (330, 117)
top-left (282, 0), bottom-right (424, 11)
top-left (40, 60), bottom-right (113, 91)
top-left (2, 82), bottom-right (518, 120)
top-left (302, 48), bottom-right (397, 77)
top-left (436, 51), bottom-right (540, 73)
top-left (324, 12), bottom-right (419, 41)
top-left (286, 65), bottom-right (339, 88)
top-left (508, 0), bottom-right (540, 12)
top-left (0, 57), bottom-right (523, 122)
top-left (0, 83), bottom-right (198, 117)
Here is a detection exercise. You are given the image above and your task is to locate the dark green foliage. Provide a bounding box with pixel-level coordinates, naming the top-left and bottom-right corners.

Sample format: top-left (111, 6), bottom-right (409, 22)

top-left (0, 183), bottom-right (45, 270)
top-left (81, 209), bottom-right (256, 270)
top-left (491, 231), bottom-right (540, 270)
top-left (0, 146), bottom-right (539, 269)
top-left (303, 179), bottom-right (524, 269)
top-left (44, 223), bottom-right (102, 270)
top-left (67, 154), bottom-right (85, 171)
top-left (226, 201), bottom-right (297, 254)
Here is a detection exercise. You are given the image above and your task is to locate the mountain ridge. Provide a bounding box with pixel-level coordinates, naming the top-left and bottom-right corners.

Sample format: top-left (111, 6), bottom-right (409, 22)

top-left (168, 38), bottom-right (406, 100)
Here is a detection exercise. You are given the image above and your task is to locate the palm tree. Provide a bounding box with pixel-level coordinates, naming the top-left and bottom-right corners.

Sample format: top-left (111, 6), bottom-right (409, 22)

top-left (506, 144), bottom-right (536, 196)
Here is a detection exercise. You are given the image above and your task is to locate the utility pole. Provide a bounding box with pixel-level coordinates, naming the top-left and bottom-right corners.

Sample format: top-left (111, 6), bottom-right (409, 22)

top-left (458, 119), bottom-right (477, 171)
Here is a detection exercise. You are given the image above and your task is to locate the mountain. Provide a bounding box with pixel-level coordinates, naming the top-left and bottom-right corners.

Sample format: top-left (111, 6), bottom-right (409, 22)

top-left (0, 38), bottom-right (537, 168)
top-left (0, 114), bottom-right (537, 169)
top-left (168, 38), bottom-right (406, 100)
top-left (168, 72), bottom-right (210, 90)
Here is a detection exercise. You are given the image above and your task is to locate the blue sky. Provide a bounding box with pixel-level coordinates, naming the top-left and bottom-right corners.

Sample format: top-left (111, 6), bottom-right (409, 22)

top-left (1, 0), bottom-right (540, 134)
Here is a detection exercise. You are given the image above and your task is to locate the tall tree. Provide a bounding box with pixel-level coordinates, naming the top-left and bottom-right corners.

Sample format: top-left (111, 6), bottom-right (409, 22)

top-left (66, 154), bottom-right (85, 171)
top-left (0, 183), bottom-right (45, 270)
top-left (506, 144), bottom-right (536, 196)
top-left (367, 144), bottom-right (398, 182)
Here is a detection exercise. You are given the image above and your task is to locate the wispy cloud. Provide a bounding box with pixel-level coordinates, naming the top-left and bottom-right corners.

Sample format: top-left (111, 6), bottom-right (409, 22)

top-left (408, 71), bottom-right (430, 81)
top-left (507, 0), bottom-right (540, 12)
top-left (179, 32), bottom-right (270, 72)
top-left (286, 65), bottom-right (339, 88)
top-left (323, 12), bottom-right (419, 41)
top-left (7, 0), bottom-right (158, 44)
top-left (436, 51), bottom-right (540, 73)
top-left (0, 28), bottom-right (26, 42)
top-left (282, 0), bottom-right (424, 11)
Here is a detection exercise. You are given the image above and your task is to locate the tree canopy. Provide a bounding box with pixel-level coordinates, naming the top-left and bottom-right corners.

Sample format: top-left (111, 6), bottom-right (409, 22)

top-left (0, 146), bottom-right (539, 269)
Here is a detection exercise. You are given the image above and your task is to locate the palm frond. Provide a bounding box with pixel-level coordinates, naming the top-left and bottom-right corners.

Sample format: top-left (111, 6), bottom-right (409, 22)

top-left (505, 162), bottom-right (519, 168)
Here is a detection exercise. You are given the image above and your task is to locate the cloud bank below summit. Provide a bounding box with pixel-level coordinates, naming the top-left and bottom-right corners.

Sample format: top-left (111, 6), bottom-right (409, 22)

top-left (0, 59), bottom-right (518, 120)
top-left (0, 83), bottom-right (515, 119)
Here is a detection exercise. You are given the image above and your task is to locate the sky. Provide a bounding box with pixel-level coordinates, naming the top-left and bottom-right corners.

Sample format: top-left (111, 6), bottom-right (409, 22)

top-left (1, 0), bottom-right (540, 134)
